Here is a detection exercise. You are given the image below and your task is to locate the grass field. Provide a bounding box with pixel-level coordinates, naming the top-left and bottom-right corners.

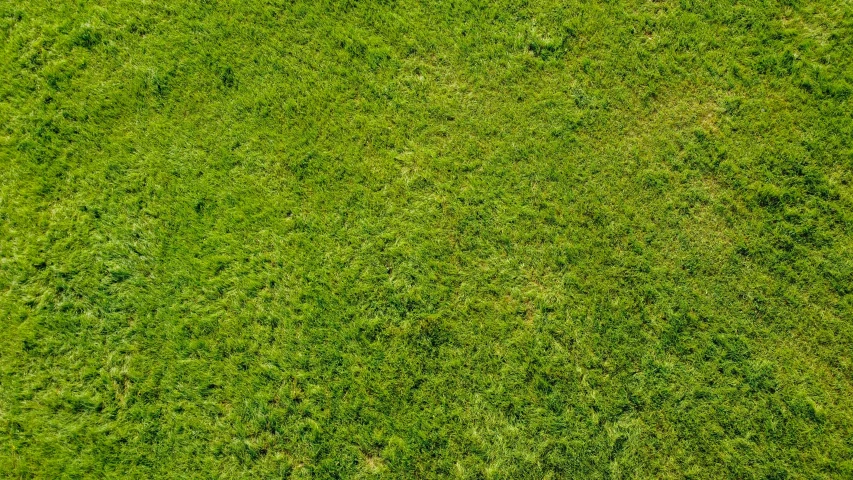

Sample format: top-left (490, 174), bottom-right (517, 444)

top-left (1, 0), bottom-right (853, 478)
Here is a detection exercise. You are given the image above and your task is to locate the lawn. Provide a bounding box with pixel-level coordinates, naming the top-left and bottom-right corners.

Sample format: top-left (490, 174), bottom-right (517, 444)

top-left (1, 0), bottom-right (852, 478)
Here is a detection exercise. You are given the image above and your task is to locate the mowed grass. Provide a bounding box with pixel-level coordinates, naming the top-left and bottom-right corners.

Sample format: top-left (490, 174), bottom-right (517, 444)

top-left (1, 0), bottom-right (852, 477)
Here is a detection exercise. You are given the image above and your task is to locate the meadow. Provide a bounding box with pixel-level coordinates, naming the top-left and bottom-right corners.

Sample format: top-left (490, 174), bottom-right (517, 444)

top-left (1, 0), bottom-right (852, 478)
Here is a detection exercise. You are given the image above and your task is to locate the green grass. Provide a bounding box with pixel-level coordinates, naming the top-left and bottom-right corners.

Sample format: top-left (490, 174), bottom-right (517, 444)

top-left (1, 0), bottom-right (852, 477)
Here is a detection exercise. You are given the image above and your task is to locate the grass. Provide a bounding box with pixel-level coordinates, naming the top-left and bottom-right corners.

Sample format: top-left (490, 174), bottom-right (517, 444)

top-left (1, 0), bottom-right (852, 478)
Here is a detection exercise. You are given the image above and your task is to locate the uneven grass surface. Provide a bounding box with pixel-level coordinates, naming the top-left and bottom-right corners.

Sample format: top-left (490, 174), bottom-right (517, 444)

top-left (2, 0), bottom-right (853, 478)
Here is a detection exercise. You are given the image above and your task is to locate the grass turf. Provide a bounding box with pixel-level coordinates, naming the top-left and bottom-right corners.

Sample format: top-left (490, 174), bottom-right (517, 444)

top-left (1, 0), bottom-right (853, 478)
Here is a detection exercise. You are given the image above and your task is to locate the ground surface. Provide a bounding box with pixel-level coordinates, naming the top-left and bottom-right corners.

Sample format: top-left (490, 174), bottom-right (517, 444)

top-left (1, 1), bottom-right (853, 478)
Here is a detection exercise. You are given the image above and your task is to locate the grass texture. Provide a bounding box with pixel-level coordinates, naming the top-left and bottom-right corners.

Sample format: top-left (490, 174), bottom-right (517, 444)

top-left (1, 0), bottom-right (853, 478)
